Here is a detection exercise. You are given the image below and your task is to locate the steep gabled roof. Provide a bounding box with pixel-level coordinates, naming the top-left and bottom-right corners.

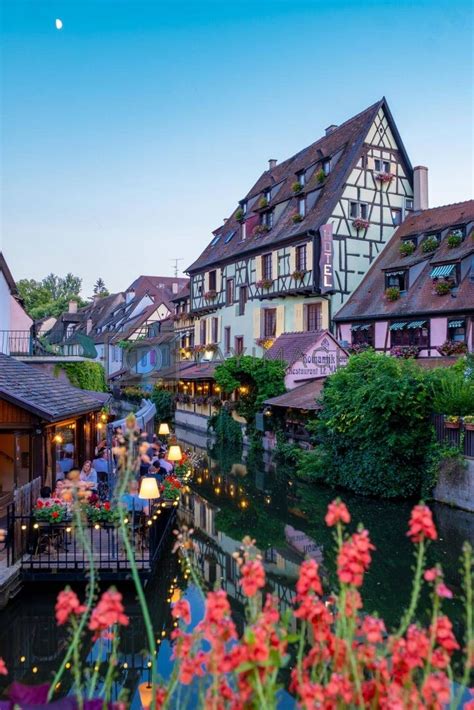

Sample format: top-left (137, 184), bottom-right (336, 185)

top-left (334, 200), bottom-right (474, 321)
top-left (0, 253), bottom-right (18, 295)
top-left (265, 330), bottom-right (347, 367)
top-left (187, 98), bottom-right (409, 273)
top-left (0, 354), bottom-right (106, 421)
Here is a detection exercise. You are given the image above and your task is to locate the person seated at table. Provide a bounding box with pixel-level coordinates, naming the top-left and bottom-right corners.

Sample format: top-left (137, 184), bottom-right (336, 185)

top-left (80, 460), bottom-right (98, 491)
top-left (59, 452), bottom-right (74, 475)
top-left (93, 449), bottom-right (109, 477)
top-left (157, 451), bottom-right (173, 474)
top-left (120, 480), bottom-right (149, 516)
top-left (37, 486), bottom-right (52, 505)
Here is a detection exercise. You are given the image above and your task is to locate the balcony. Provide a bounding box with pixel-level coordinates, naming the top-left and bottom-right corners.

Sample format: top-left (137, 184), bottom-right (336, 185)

top-left (0, 331), bottom-right (69, 358)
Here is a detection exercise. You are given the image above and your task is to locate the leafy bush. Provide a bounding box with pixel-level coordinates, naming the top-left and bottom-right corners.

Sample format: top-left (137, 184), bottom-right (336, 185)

top-left (431, 370), bottom-right (474, 416)
top-left (207, 408), bottom-right (243, 448)
top-left (297, 351), bottom-right (435, 498)
top-left (121, 386), bottom-right (148, 405)
top-left (54, 362), bottom-right (108, 392)
top-left (151, 387), bottom-right (175, 423)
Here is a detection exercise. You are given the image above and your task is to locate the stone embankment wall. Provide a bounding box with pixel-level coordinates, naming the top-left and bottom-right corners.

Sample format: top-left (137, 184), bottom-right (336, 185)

top-left (434, 458), bottom-right (474, 512)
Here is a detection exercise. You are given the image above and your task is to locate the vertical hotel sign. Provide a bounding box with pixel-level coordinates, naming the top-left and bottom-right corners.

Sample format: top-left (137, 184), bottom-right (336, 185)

top-left (319, 223), bottom-right (334, 293)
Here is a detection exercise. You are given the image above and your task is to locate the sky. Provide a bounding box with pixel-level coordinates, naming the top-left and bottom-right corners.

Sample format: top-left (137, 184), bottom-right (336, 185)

top-left (1, 0), bottom-right (473, 296)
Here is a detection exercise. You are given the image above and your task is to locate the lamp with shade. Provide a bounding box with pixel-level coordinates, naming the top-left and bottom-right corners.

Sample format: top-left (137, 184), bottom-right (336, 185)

top-left (158, 422), bottom-right (170, 436)
top-left (139, 476), bottom-right (160, 516)
top-left (167, 444), bottom-right (183, 462)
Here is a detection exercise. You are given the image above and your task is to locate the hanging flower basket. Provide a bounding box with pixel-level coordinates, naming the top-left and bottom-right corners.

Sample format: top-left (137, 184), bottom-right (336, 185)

top-left (447, 232), bottom-right (462, 248)
top-left (235, 208), bottom-right (244, 222)
top-left (204, 290), bottom-right (217, 300)
top-left (256, 278), bottom-right (273, 290)
top-left (376, 172), bottom-right (394, 184)
top-left (205, 343), bottom-right (218, 353)
top-left (352, 218), bottom-right (370, 231)
top-left (422, 236), bottom-right (439, 253)
top-left (444, 416), bottom-right (460, 430)
top-left (193, 344), bottom-right (206, 354)
top-left (258, 197), bottom-right (268, 209)
top-left (291, 212), bottom-right (304, 224)
top-left (315, 168), bottom-right (326, 184)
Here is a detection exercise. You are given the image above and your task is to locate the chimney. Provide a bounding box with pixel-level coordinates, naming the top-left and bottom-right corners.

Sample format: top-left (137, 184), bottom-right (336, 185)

top-left (68, 299), bottom-right (78, 314)
top-left (325, 125), bottom-right (338, 136)
top-left (268, 158), bottom-right (277, 170)
top-left (413, 166), bottom-right (429, 211)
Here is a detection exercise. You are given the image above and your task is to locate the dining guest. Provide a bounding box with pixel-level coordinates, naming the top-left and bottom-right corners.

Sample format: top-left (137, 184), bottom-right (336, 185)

top-left (80, 460), bottom-right (98, 490)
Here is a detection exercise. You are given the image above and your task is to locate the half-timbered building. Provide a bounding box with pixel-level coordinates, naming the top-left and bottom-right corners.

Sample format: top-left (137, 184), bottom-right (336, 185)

top-left (186, 98), bottom-right (416, 356)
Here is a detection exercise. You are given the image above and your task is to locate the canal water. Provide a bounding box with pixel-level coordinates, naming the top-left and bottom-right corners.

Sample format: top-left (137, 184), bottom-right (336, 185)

top-left (1, 428), bottom-right (473, 706)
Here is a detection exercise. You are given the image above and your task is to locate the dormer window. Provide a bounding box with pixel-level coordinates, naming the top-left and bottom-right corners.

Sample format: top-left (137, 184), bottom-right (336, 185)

top-left (430, 263), bottom-right (457, 286)
top-left (261, 210), bottom-right (273, 228)
top-left (447, 226), bottom-right (465, 241)
top-left (210, 234), bottom-right (221, 247)
top-left (296, 170), bottom-right (305, 187)
top-left (322, 158), bottom-right (331, 175)
top-left (241, 200), bottom-right (248, 215)
top-left (374, 159), bottom-right (390, 173)
top-left (385, 270), bottom-right (407, 292)
top-left (298, 197), bottom-right (306, 218)
top-left (264, 188), bottom-right (272, 203)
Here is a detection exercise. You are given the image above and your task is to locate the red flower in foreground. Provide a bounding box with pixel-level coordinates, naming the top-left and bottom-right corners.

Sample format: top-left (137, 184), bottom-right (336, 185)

top-left (55, 588), bottom-right (86, 626)
top-left (325, 500), bottom-right (351, 527)
top-left (422, 672), bottom-right (451, 707)
top-left (172, 599), bottom-right (191, 625)
top-left (240, 559), bottom-right (265, 597)
top-left (407, 504), bottom-right (437, 543)
top-left (424, 567), bottom-right (441, 582)
top-left (296, 559), bottom-right (323, 599)
top-left (0, 658), bottom-right (7, 676)
top-left (436, 582), bottom-right (453, 599)
top-left (337, 529), bottom-right (375, 587)
top-left (89, 588), bottom-right (129, 638)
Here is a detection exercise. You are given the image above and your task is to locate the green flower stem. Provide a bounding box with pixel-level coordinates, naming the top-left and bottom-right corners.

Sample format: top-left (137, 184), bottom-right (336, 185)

top-left (87, 639), bottom-right (103, 699)
top-left (70, 616), bottom-right (83, 710)
top-left (397, 539), bottom-right (425, 637)
top-left (101, 628), bottom-right (119, 708)
top-left (423, 590), bottom-right (440, 683)
top-left (451, 543), bottom-right (473, 710)
top-left (48, 500), bottom-right (96, 702)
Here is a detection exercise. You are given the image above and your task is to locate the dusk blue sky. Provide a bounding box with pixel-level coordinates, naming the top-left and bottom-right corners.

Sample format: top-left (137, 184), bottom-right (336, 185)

top-left (1, 0), bottom-right (473, 295)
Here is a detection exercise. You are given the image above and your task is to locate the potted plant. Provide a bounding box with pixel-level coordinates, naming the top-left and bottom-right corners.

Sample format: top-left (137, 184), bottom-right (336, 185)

top-left (256, 278), bottom-right (273, 290)
top-left (87, 502), bottom-right (118, 525)
top-left (352, 218), bottom-right (370, 231)
top-left (437, 340), bottom-right (468, 356)
top-left (316, 168), bottom-right (326, 184)
top-left (463, 415), bottom-right (474, 431)
top-left (204, 290), bottom-right (217, 300)
top-left (421, 236), bottom-right (439, 253)
top-left (291, 269), bottom-right (306, 281)
top-left (193, 344), bottom-right (206, 354)
top-left (390, 345), bottom-right (420, 359)
top-left (258, 197), bottom-right (268, 209)
top-left (235, 208), bottom-right (244, 222)
top-left (34, 500), bottom-right (66, 524)
top-left (161, 475), bottom-right (182, 501)
top-left (376, 172), bottom-right (394, 184)
top-left (253, 224), bottom-right (270, 235)
top-left (385, 286), bottom-right (400, 301)
top-left (205, 343), bottom-right (218, 353)
top-left (445, 415), bottom-right (461, 430)
top-left (399, 241), bottom-right (415, 257)
top-left (434, 280), bottom-right (452, 296)
top-left (447, 232), bottom-right (462, 248)
top-left (291, 181), bottom-right (303, 194)
top-left (291, 212), bottom-right (304, 224)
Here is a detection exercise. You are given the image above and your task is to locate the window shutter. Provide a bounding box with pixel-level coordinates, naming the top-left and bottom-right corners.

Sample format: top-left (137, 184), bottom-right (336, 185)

top-left (204, 272), bottom-right (210, 291)
top-left (289, 247), bottom-right (296, 273)
top-left (271, 250), bottom-right (279, 279)
top-left (253, 308), bottom-right (261, 338)
top-left (255, 256), bottom-right (262, 282)
top-left (216, 268), bottom-right (222, 293)
top-left (217, 316), bottom-right (222, 345)
top-left (367, 156), bottom-right (375, 170)
top-left (194, 320), bottom-right (201, 345)
top-left (276, 305), bottom-right (285, 337)
top-left (307, 241), bottom-right (313, 271)
top-left (294, 303), bottom-right (304, 331)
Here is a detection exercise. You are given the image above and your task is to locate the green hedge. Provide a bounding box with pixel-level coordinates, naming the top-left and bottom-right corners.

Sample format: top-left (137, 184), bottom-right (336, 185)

top-left (54, 362), bottom-right (108, 392)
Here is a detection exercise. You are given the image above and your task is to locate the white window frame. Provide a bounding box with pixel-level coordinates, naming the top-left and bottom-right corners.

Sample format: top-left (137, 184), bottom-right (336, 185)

top-left (349, 201), bottom-right (368, 219)
top-left (298, 197), bottom-right (306, 217)
top-left (374, 158), bottom-right (390, 173)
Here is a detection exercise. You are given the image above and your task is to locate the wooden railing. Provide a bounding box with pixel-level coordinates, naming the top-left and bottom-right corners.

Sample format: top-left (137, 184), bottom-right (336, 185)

top-left (433, 414), bottom-right (474, 458)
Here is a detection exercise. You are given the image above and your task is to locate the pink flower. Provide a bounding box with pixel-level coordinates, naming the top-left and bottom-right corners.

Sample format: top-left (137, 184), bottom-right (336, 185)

top-left (55, 589), bottom-right (86, 626)
top-left (436, 583), bottom-right (453, 599)
top-left (337, 529), bottom-right (375, 587)
top-left (407, 504), bottom-right (437, 543)
top-left (89, 588), bottom-right (129, 639)
top-left (424, 567), bottom-right (441, 582)
top-left (296, 559), bottom-right (323, 598)
top-left (240, 559), bottom-right (265, 597)
top-left (172, 599), bottom-right (191, 625)
top-left (0, 658), bottom-right (7, 675)
top-left (325, 500), bottom-right (351, 527)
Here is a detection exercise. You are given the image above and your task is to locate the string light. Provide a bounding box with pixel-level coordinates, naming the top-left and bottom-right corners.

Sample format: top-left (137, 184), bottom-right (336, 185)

top-left (66, 663), bottom-right (71, 669)
top-left (32, 667), bottom-right (38, 674)
top-left (94, 524), bottom-right (100, 530)
top-left (123, 662), bottom-right (128, 669)
top-left (21, 524), bottom-right (27, 531)
top-left (147, 661), bottom-right (152, 668)
top-left (20, 656), bottom-right (26, 663)
top-left (161, 630), bottom-right (166, 637)
top-left (33, 523), bottom-right (39, 529)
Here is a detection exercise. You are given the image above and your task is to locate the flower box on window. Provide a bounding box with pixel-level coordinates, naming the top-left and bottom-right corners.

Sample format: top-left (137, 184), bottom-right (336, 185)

top-left (463, 415), bottom-right (474, 431)
top-left (385, 286), bottom-right (400, 301)
top-left (437, 340), bottom-right (468, 356)
top-left (291, 212), bottom-right (304, 224)
top-left (376, 172), bottom-right (394, 184)
top-left (204, 290), bottom-right (217, 300)
top-left (434, 280), bottom-right (452, 296)
top-left (315, 168), bottom-right (326, 184)
top-left (390, 345), bottom-right (420, 359)
top-left (422, 236), bottom-right (439, 253)
top-left (255, 337), bottom-right (274, 350)
top-left (291, 269), bottom-right (307, 281)
top-left (399, 241), bottom-right (415, 257)
top-left (253, 224), bottom-right (270, 236)
top-left (349, 343), bottom-right (373, 355)
top-left (291, 181), bottom-right (303, 194)
top-left (258, 197), bottom-right (268, 209)
top-left (256, 278), bottom-right (273, 290)
top-left (447, 232), bottom-right (462, 249)
top-left (352, 218), bottom-right (370, 231)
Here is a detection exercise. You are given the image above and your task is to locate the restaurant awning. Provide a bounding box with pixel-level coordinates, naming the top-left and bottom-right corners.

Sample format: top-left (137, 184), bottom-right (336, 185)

top-left (406, 321), bottom-right (426, 329)
top-left (264, 379), bottom-right (325, 411)
top-left (389, 322), bottom-right (407, 331)
top-left (448, 319), bottom-right (465, 328)
top-left (430, 264), bottom-right (455, 279)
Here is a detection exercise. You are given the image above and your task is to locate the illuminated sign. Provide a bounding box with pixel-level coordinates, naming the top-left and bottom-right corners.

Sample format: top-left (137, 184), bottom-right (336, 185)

top-left (319, 223), bottom-right (334, 293)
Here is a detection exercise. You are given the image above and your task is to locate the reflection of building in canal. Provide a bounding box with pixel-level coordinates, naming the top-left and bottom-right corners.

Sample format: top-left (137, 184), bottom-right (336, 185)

top-left (179, 489), bottom-right (323, 620)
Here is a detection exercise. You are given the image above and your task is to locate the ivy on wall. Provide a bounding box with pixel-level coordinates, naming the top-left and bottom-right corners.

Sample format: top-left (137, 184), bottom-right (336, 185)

top-left (53, 362), bottom-right (108, 392)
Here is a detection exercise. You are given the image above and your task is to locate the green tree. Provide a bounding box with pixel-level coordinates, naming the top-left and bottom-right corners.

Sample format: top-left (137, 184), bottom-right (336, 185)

top-left (151, 387), bottom-right (175, 423)
top-left (17, 273), bottom-right (87, 319)
top-left (297, 351), bottom-right (434, 498)
top-left (93, 278), bottom-right (109, 298)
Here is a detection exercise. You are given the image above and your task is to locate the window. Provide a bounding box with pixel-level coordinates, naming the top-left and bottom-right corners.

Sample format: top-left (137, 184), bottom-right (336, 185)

top-left (241, 201), bottom-right (248, 216)
top-left (405, 198), bottom-right (414, 212)
top-left (234, 336), bottom-right (244, 355)
top-left (262, 254), bottom-right (272, 280)
top-left (374, 159), bottom-right (390, 173)
top-left (351, 324), bottom-right (374, 347)
top-left (261, 210), bottom-right (273, 228)
top-left (208, 270), bottom-right (217, 291)
top-left (264, 188), bottom-right (271, 203)
top-left (296, 245), bottom-right (307, 272)
top-left (391, 208), bottom-right (402, 226)
top-left (241, 222), bottom-right (247, 241)
top-left (298, 197), bottom-right (306, 218)
top-left (448, 227), bottom-right (465, 240)
top-left (448, 319), bottom-right (466, 342)
top-left (224, 230), bottom-right (236, 244)
top-left (238, 286), bottom-right (248, 316)
top-left (385, 270), bottom-right (407, 292)
top-left (349, 202), bottom-right (368, 220)
top-left (296, 170), bottom-right (305, 187)
top-left (210, 234), bottom-right (221, 247)
top-left (200, 320), bottom-right (207, 345)
top-left (322, 158), bottom-right (331, 175)
top-left (189, 330), bottom-right (195, 348)
top-left (224, 327), bottom-right (231, 353)
top-left (226, 278), bottom-right (234, 306)
top-left (306, 303), bottom-right (322, 332)
top-left (391, 321), bottom-right (429, 348)
top-left (211, 317), bottom-right (219, 343)
top-left (425, 232), bottom-right (441, 244)
top-left (264, 309), bottom-right (277, 337)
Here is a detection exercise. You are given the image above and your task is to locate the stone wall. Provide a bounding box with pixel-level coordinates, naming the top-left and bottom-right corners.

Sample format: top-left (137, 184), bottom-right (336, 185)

top-left (434, 458), bottom-right (474, 512)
